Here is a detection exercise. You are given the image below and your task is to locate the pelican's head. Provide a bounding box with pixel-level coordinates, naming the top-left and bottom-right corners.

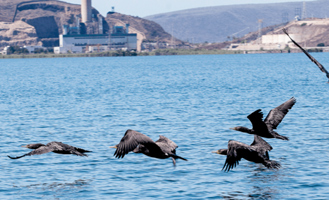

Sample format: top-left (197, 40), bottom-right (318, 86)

top-left (212, 149), bottom-right (228, 155)
top-left (230, 127), bottom-right (240, 131)
top-left (22, 143), bottom-right (45, 149)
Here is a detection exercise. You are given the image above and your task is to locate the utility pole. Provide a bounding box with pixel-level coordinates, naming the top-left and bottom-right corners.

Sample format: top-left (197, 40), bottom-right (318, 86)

top-left (302, 1), bottom-right (306, 19)
top-left (258, 19), bottom-right (263, 44)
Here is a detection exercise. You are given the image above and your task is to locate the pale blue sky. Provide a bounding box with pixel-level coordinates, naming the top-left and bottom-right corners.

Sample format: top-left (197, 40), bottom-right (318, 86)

top-left (65, 0), bottom-right (314, 17)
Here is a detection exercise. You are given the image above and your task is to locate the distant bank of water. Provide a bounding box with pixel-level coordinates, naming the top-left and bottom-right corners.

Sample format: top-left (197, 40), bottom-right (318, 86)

top-left (0, 49), bottom-right (243, 59)
top-left (1, 47), bottom-right (325, 60)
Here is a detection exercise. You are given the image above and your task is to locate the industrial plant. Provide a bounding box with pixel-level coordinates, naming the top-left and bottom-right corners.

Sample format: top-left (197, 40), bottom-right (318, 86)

top-left (54, 0), bottom-right (137, 54)
top-left (2, 0), bottom-right (329, 56)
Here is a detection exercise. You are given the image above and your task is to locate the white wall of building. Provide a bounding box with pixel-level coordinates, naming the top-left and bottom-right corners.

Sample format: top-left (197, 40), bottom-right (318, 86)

top-left (56, 34), bottom-right (137, 54)
top-left (87, 46), bottom-right (109, 52)
top-left (262, 34), bottom-right (302, 44)
top-left (55, 33), bottom-right (137, 54)
top-left (60, 34), bottom-right (109, 47)
top-left (23, 45), bottom-right (45, 53)
top-left (54, 46), bottom-right (83, 54)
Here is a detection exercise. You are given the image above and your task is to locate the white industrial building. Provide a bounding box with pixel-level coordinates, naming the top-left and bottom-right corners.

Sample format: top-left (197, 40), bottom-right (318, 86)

top-left (23, 45), bottom-right (47, 53)
top-left (54, 31), bottom-right (137, 54)
top-left (228, 33), bottom-right (302, 51)
top-left (54, 0), bottom-right (137, 54)
top-left (261, 34), bottom-right (301, 44)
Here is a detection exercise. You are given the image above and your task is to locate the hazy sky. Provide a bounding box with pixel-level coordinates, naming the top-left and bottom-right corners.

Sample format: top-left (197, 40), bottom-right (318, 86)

top-left (65, 0), bottom-right (315, 17)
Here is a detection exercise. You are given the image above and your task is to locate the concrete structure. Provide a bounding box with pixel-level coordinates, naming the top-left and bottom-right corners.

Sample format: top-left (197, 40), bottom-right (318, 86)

top-left (59, 34), bottom-right (108, 47)
top-left (54, 46), bottom-right (83, 54)
top-left (87, 45), bottom-right (109, 52)
top-left (54, 31), bottom-right (137, 54)
top-left (1, 45), bottom-right (47, 54)
top-left (81, 0), bottom-right (92, 23)
top-left (228, 43), bottom-right (286, 51)
top-left (142, 42), bottom-right (168, 51)
top-left (262, 34), bottom-right (301, 44)
top-left (23, 45), bottom-right (46, 53)
top-left (228, 34), bottom-right (301, 51)
top-left (0, 46), bottom-right (10, 55)
top-left (53, 0), bottom-right (137, 54)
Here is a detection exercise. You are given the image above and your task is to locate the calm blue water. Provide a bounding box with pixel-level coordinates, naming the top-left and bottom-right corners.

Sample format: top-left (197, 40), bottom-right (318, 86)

top-left (0, 53), bottom-right (329, 199)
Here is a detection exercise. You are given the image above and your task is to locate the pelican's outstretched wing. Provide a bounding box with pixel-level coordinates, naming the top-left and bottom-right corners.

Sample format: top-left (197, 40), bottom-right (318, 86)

top-left (222, 140), bottom-right (252, 172)
top-left (264, 97), bottom-right (296, 131)
top-left (247, 109), bottom-right (265, 130)
top-left (283, 28), bottom-right (329, 80)
top-left (8, 142), bottom-right (90, 159)
top-left (113, 129), bottom-right (161, 158)
top-left (8, 145), bottom-right (54, 159)
top-left (250, 135), bottom-right (272, 158)
top-left (155, 135), bottom-right (178, 154)
top-left (48, 142), bottom-right (88, 156)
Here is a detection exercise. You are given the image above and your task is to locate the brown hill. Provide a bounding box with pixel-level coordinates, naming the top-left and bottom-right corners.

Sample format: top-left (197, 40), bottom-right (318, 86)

top-left (269, 18), bottom-right (329, 47)
top-left (105, 12), bottom-right (175, 44)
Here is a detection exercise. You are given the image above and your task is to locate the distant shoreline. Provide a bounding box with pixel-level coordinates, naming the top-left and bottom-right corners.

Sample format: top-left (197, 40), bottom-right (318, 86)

top-left (0, 48), bottom-right (324, 59)
top-left (0, 49), bottom-right (244, 59)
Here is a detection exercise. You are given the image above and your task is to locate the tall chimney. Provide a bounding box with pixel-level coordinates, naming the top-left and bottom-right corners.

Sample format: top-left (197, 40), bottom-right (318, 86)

top-left (81, 0), bottom-right (92, 23)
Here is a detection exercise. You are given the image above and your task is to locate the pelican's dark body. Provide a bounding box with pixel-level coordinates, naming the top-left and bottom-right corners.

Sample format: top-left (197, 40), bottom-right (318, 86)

top-left (231, 97), bottom-right (296, 140)
top-left (214, 135), bottom-right (279, 172)
top-left (111, 129), bottom-right (187, 165)
top-left (133, 144), bottom-right (168, 159)
top-left (8, 141), bottom-right (91, 159)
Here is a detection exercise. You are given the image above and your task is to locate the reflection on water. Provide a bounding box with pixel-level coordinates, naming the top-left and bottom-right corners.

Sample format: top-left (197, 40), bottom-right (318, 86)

top-left (13, 179), bottom-right (91, 199)
top-left (220, 191), bottom-right (246, 200)
top-left (18, 179), bottom-right (90, 189)
top-left (219, 166), bottom-right (282, 199)
top-left (247, 169), bottom-right (281, 199)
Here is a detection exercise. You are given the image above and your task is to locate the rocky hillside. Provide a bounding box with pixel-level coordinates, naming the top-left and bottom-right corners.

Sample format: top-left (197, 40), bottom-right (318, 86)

top-left (0, 0), bottom-right (176, 48)
top-left (145, 0), bottom-right (329, 43)
top-left (270, 18), bottom-right (329, 47)
top-left (232, 18), bottom-right (329, 47)
top-left (0, 21), bottom-right (41, 47)
top-left (105, 12), bottom-right (175, 44)
top-left (0, 0), bottom-right (98, 47)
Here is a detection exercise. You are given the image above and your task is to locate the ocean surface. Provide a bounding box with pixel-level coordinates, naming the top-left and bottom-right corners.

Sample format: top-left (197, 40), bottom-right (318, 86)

top-left (0, 53), bottom-right (328, 199)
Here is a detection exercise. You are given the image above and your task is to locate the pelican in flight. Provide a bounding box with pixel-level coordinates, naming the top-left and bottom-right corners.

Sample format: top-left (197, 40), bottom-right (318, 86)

top-left (283, 28), bottom-right (329, 82)
top-left (8, 141), bottom-right (91, 159)
top-left (110, 129), bottom-right (187, 166)
top-left (213, 135), bottom-right (280, 172)
top-left (230, 97), bottom-right (296, 140)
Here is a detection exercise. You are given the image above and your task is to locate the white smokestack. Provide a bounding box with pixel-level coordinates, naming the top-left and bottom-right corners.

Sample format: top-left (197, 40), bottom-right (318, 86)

top-left (81, 0), bottom-right (92, 23)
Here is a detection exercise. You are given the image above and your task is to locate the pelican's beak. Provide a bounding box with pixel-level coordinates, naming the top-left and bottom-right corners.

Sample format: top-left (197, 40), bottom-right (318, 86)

top-left (212, 150), bottom-right (219, 154)
top-left (109, 146), bottom-right (117, 149)
top-left (21, 145), bottom-right (28, 148)
top-left (230, 127), bottom-right (237, 130)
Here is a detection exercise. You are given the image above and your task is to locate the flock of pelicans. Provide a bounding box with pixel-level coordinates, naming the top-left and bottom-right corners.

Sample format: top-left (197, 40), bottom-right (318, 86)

top-left (7, 29), bottom-right (329, 172)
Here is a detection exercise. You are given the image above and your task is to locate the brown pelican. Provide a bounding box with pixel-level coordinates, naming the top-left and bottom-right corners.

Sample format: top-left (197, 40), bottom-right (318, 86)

top-left (110, 129), bottom-right (187, 166)
top-left (8, 141), bottom-right (91, 159)
top-left (230, 97), bottom-right (296, 140)
top-left (213, 135), bottom-right (280, 172)
top-left (283, 28), bottom-right (329, 81)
